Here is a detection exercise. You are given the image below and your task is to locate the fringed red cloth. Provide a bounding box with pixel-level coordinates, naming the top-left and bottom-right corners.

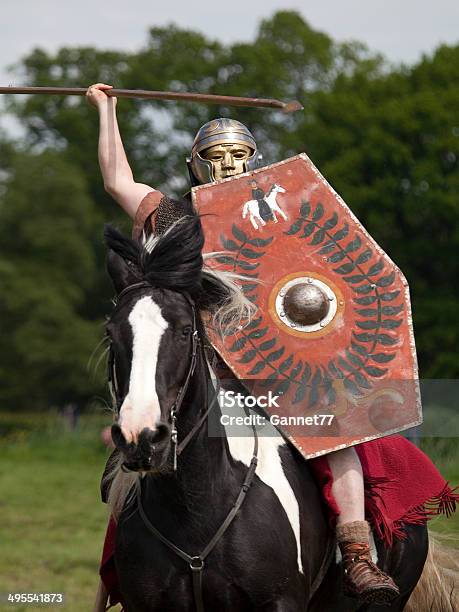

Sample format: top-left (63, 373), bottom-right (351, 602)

top-left (309, 434), bottom-right (459, 546)
top-left (99, 434), bottom-right (458, 605)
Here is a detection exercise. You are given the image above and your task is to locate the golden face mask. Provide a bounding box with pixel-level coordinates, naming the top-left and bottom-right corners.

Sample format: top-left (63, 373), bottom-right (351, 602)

top-left (201, 143), bottom-right (253, 180)
top-left (187, 118), bottom-right (262, 185)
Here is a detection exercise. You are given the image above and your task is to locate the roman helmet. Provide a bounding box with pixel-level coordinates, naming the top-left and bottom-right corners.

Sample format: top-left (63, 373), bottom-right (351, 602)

top-left (187, 118), bottom-right (263, 186)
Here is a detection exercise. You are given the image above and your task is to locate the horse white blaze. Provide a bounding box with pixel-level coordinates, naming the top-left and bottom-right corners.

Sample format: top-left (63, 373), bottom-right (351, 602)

top-left (118, 296), bottom-right (168, 444)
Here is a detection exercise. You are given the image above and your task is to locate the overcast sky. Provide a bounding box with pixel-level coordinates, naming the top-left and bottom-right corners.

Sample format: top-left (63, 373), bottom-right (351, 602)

top-left (1, 0), bottom-right (459, 88)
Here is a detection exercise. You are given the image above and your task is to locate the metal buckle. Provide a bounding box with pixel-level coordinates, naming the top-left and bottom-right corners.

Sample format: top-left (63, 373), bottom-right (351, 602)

top-left (171, 408), bottom-right (178, 471)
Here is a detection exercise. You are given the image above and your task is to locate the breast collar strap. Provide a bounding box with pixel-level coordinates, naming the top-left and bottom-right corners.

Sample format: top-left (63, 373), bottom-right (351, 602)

top-left (136, 425), bottom-right (259, 612)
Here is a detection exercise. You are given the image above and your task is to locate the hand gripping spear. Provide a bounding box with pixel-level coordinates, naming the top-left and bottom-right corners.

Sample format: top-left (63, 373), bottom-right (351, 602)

top-left (0, 86), bottom-right (303, 113)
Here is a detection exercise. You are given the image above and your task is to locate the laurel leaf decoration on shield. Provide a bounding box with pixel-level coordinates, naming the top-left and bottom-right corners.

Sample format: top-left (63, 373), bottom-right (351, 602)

top-left (217, 223), bottom-right (318, 402)
top-left (217, 195), bottom-right (405, 411)
top-left (284, 201), bottom-right (311, 235)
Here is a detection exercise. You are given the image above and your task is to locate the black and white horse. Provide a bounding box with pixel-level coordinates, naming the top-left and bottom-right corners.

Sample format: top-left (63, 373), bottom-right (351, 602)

top-left (103, 206), bottom-right (428, 611)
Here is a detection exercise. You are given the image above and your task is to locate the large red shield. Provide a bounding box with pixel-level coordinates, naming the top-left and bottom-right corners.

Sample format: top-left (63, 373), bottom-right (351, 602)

top-left (193, 154), bottom-right (421, 458)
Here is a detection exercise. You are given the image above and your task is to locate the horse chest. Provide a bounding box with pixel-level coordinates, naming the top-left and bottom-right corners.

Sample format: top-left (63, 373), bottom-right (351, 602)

top-left (115, 475), bottom-right (306, 611)
top-left (116, 536), bottom-right (304, 612)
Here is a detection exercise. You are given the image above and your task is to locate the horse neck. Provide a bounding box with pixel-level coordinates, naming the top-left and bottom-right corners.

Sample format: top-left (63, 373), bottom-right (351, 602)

top-left (177, 352), bottom-right (229, 474)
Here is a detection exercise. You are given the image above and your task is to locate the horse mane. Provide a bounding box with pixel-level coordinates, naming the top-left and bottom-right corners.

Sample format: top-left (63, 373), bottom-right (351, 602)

top-left (103, 452), bottom-right (140, 520)
top-left (105, 214), bottom-right (204, 296)
top-left (104, 208), bottom-right (256, 334)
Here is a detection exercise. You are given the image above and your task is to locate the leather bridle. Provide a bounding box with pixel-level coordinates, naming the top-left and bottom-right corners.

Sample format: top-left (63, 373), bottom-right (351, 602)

top-left (109, 281), bottom-right (259, 612)
top-left (110, 281), bottom-right (213, 471)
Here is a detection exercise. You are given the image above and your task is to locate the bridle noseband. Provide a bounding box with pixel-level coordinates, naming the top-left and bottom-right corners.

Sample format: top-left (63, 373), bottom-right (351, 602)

top-left (169, 293), bottom-right (202, 471)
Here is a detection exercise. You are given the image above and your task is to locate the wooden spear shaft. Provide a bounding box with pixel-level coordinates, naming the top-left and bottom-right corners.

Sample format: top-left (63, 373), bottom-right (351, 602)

top-left (0, 86), bottom-right (303, 114)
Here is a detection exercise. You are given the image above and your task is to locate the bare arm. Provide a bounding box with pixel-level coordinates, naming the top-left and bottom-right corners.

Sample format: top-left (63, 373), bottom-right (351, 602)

top-left (86, 83), bottom-right (158, 219)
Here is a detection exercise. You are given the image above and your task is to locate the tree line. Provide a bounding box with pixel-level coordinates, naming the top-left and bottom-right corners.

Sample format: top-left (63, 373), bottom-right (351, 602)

top-left (0, 11), bottom-right (457, 409)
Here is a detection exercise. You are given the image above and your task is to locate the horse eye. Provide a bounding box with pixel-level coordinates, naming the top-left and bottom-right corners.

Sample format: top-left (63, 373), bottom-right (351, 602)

top-left (182, 325), bottom-right (192, 337)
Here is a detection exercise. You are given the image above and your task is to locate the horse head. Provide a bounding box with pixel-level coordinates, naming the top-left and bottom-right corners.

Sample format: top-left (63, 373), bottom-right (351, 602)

top-left (104, 208), bottom-right (254, 475)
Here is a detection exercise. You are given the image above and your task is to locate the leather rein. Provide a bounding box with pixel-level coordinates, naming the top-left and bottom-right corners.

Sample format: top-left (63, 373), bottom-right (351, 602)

top-left (111, 281), bottom-right (259, 612)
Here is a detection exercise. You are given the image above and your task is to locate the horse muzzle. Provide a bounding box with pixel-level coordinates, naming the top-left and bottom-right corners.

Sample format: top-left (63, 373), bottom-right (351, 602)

top-left (111, 422), bottom-right (172, 472)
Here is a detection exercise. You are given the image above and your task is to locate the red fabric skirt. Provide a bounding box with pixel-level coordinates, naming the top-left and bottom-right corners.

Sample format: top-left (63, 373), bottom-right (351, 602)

top-left (100, 434), bottom-right (458, 608)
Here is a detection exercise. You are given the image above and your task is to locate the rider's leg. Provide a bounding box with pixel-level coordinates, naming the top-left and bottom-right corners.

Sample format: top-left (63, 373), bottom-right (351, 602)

top-left (327, 447), bottom-right (400, 604)
top-left (328, 446), bottom-right (365, 525)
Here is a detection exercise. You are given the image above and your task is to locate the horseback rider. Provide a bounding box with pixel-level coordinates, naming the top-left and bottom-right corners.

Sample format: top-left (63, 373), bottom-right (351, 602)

top-left (87, 82), bottom-right (400, 607)
top-left (249, 179), bottom-right (274, 222)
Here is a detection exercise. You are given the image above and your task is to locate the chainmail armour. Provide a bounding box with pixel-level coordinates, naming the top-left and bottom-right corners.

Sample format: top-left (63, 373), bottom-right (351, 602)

top-left (154, 195), bottom-right (192, 236)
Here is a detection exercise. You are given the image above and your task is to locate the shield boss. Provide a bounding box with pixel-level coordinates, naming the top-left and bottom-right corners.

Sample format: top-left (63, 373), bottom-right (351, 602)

top-left (283, 283), bottom-right (329, 325)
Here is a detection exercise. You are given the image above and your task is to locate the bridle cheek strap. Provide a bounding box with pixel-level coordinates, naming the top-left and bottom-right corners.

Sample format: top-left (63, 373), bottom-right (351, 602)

top-left (169, 298), bottom-right (202, 469)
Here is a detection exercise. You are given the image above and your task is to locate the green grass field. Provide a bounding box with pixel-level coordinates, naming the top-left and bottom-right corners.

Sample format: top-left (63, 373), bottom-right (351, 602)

top-left (0, 411), bottom-right (113, 612)
top-left (0, 411), bottom-right (458, 611)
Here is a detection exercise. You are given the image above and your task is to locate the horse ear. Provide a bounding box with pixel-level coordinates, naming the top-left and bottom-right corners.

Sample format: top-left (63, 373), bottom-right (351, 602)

top-left (106, 249), bottom-right (140, 295)
top-left (104, 224), bottom-right (142, 294)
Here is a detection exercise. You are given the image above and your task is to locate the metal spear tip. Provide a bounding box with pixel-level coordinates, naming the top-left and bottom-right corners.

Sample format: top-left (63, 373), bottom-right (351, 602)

top-left (282, 100), bottom-right (304, 114)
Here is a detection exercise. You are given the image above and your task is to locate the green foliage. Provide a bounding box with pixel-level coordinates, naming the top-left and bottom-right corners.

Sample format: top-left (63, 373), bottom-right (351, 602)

top-left (0, 11), bottom-right (457, 410)
top-left (0, 150), bottom-right (106, 407)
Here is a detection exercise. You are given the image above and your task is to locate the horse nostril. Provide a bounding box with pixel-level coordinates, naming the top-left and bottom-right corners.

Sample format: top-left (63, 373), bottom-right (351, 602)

top-left (152, 422), bottom-right (170, 444)
top-left (138, 423), bottom-right (171, 454)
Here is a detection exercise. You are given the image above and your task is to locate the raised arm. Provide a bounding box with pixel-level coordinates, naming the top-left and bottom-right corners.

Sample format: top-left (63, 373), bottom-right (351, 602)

top-left (86, 83), bottom-right (158, 219)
